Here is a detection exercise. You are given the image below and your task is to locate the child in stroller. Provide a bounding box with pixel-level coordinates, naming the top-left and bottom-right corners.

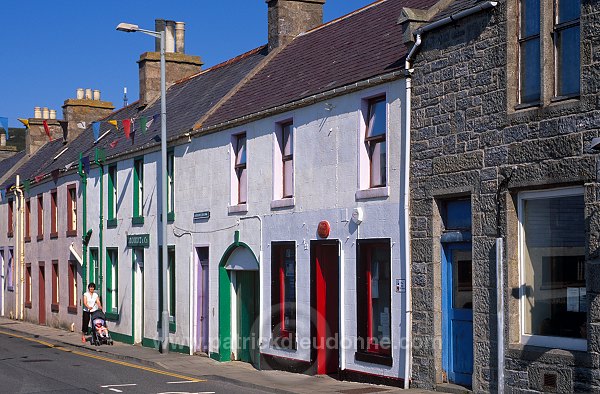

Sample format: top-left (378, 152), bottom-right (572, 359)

top-left (90, 309), bottom-right (113, 346)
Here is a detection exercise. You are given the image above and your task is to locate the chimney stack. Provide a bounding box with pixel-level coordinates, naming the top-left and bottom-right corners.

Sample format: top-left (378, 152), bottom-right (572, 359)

top-left (266, 0), bottom-right (326, 52)
top-left (138, 19), bottom-right (202, 107)
top-left (62, 88), bottom-right (115, 143)
top-left (26, 106), bottom-right (63, 155)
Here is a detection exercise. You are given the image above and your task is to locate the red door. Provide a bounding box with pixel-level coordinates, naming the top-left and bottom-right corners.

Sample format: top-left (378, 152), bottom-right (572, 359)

top-left (39, 266), bottom-right (46, 325)
top-left (312, 242), bottom-right (339, 375)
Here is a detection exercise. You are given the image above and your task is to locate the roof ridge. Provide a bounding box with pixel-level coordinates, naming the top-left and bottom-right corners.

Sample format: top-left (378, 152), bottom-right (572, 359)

top-left (300, 0), bottom-right (388, 37)
top-left (174, 45), bottom-right (268, 85)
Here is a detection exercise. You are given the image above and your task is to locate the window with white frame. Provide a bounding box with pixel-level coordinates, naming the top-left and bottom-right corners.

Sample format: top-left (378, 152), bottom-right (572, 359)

top-left (167, 150), bottom-right (175, 221)
top-left (519, 187), bottom-right (586, 350)
top-left (359, 96), bottom-right (387, 192)
top-left (106, 248), bottom-right (119, 314)
top-left (273, 121), bottom-right (294, 203)
top-left (67, 184), bottom-right (77, 236)
top-left (233, 133), bottom-right (247, 205)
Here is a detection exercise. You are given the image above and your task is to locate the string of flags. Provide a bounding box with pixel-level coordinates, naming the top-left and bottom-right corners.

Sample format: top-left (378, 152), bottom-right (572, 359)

top-left (3, 113), bottom-right (159, 146)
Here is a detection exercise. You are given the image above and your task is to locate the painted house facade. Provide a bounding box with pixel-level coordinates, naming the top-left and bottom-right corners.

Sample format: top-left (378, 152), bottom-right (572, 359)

top-left (407, 0), bottom-right (600, 392)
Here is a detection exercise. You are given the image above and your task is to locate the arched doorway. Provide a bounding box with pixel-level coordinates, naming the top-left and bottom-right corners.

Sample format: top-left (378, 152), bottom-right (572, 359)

top-left (215, 232), bottom-right (259, 367)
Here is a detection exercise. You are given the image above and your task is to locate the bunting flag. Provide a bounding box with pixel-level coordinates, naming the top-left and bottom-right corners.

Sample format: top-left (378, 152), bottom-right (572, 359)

top-left (51, 169), bottom-right (60, 184)
top-left (109, 138), bottom-right (122, 149)
top-left (123, 119), bottom-right (131, 139)
top-left (147, 114), bottom-right (159, 129)
top-left (92, 122), bottom-right (100, 142)
top-left (140, 116), bottom-right (147, 134)
top-left (23, 180), bottom-right (30, 194)
top-left (59, 121), bottom-right (69, 141)
top-left (42, 120), bottom-right (53, 141)
top-left (64, 161), bottom-right (75, 171)
top-left (0, 189), bottom-right (5, 202)
top-left (34, 174), bottom-right (44, 183)
top-left (0, 117), bottom-right (8, 140)
top-left (81, 155), bottom-right (91, 175)
top-left (77, 121), bottom-right (87, 130)
top-left (18, 118), bottom-right (29, 128)
top-left (108, 120), bottom-right (118, 130)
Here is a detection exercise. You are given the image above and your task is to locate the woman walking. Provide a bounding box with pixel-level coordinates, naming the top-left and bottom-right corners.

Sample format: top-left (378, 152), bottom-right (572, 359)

top-left (82, 283), bottom-right (102, 343)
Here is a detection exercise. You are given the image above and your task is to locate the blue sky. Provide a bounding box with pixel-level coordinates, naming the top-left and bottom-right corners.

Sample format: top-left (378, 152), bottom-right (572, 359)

top-left (0, 0), bottom-right (375, 127)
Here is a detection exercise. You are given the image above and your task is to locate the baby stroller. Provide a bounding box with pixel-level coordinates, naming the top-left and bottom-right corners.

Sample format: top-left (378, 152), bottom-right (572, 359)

top-left (90, 309), bottom-right (113, 346)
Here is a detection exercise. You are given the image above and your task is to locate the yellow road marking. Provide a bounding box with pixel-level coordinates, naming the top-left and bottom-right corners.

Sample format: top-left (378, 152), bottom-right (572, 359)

top-left (0, 330), bottom-right (205, 382)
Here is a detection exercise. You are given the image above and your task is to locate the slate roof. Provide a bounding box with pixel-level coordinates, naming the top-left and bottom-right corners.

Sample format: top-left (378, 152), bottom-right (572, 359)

top-left (0, 150), bottom-right (26, 179)
top-left (0, 140), bottom-right (65, 189)
top-left (201, 0), bottom-right (439, 128)
top-left (30, 45), bottom-right (268, 182)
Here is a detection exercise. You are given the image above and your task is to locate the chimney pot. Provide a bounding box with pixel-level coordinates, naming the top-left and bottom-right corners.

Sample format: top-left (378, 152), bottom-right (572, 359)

top-left (155, 19), bottom-right (166, 51)
top-left (93, 89), bottom-right (101, 101)
top-left (165, 21), bottom-right (176, 53)
top-left (49, 109), bottom-right (57, 120)
top-left (42, 107), bottom-right (49, 119)
top-left (175, 22), bottom-right (185, 53)
top-left (76, 88), bottom-right (84, 99)
top-left (34, 107), bottom-right (42, 119)
top-left (85, 88), bottom-right (92, 100)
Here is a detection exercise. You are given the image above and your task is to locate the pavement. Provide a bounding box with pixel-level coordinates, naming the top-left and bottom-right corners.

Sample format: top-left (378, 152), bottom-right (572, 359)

top-left (0, 317), bottom-right (434, 394)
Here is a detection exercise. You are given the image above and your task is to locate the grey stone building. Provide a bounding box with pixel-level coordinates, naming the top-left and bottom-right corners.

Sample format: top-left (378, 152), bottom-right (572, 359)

top-left (405, 0), bottom-right (599, 392)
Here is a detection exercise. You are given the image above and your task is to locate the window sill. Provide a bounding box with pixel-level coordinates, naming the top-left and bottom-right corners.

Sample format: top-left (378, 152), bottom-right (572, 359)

top-left (355, 186), bottom-right (390, 200)
top-left (514, 101), bottom-right (542, 110)
top-left (107, 218), bottom-right (118, 228)
top-left (67, 306), bottom-right (78, 314)
top-left (519, 334), bottom-right (587, 352)
top-left (105, 312), bottom-right (120, 321)
top-left (50, 232), bottom-right (58, 239)
top-left (354, 351), bottom-right (393, 366)
top-left (51, 303), bottom-right (59, 313)
top-left (551, 93), bottom-right (580, 103)
top-left (271, 197), bottom-right (295, 210)
top-left (66, 230), bottom-right (77, 238)
top-left (37, 235), bottom-right (44, 242)
top-left (228, 204), bottom-right (248, 214)
top-left (25, 302), bottom-right (32, 309)
top-left (167, 212), bottom-right (175, 223)
top-left (24, 236), bottom-right (31, 243)
top-left (132, 216), bottom-right (144, 226)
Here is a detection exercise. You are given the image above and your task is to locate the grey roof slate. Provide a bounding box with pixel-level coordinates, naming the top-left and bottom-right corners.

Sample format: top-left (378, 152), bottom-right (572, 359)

top-left (0, 150), bottom-right (25, 178)
top-left (1, 140), bottom-right (65, 189)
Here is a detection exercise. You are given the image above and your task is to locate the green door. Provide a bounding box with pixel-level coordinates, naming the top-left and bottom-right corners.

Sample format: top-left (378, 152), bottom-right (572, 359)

top-left (235, 270), bottom-right (258, 365)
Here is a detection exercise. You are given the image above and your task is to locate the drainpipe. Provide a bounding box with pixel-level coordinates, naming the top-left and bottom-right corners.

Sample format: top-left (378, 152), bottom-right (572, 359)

top-left (403, 1), bottom-right (498, 389)
top-left (78, 153), bottom-right (88, 291)
top-left (173, 227), bottom-right (195, 355)
top-left (14, 175), bottom-right (24, 320)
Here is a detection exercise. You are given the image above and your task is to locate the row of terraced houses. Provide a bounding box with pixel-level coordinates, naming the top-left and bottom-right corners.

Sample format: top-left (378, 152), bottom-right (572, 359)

top-left (0, 0), bottom-right (598, 392)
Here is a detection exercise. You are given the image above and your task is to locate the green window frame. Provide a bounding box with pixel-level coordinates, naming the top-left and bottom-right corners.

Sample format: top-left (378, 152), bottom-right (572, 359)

top-left (107, 165), bottom-right (118, 228)
top-left (132, 158), bottom-right (144, 225)
top-left (106, 248), bottom-right (119, 319)
top-left (159, 245), bottom-right (176, 333)
top-left (89, 248), bottom-right (99, 286)
top-left (167, 150), bottom-right (175, 222)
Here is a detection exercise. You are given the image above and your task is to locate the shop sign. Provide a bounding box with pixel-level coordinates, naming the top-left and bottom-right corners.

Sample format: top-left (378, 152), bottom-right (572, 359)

top-left (127, 234), bottom-right (150, 248)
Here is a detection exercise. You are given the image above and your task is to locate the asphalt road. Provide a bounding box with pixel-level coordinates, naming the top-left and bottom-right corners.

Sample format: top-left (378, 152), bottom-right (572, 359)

top-left (0, 331), bottom-right (278, 394)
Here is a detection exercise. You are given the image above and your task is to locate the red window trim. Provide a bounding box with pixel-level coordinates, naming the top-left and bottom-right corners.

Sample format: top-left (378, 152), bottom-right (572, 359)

top-left (66, 184), bottom-right (77, 237)
top-left (37, 195), bottom-right (44, 240)
top-left (50, 189), bottom-right (58, 238)
top-left (25, 264), bottom-right (32, 308)
top-left (51, 260), bottom-right (59, 312)
top-left (271, 242), bottom-right (296, 347)
top-left (25, 199), bottom-right (31, 242)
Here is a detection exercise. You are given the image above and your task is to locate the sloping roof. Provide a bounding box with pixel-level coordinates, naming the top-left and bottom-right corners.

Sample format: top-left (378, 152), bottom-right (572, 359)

top-left (36, 45), bottom-right (268, 179)
top-left (1, 140), bottom-right (65, 189)
top-left (0, 150), bottom-right (26, 180)
top-left (202, 0), bottom-right (439, 128)
top-left (430, 0), bottom-right (487, 21)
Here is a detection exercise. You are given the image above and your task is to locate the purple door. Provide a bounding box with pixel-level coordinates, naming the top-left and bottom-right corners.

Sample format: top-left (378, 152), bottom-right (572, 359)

top-left (196, 247), bottom-right (209, 354)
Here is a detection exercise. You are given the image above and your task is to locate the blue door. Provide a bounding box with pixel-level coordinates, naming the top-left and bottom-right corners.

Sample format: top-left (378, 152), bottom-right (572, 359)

top-left (443, 243), bottom-right (473, 386)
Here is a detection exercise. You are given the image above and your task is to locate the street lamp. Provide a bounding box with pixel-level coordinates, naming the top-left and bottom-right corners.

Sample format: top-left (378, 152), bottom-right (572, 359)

top-left (117, 21), bottom-right (169, 354)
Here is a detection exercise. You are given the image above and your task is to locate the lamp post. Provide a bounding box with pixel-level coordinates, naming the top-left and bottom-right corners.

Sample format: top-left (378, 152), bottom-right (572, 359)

top-left (117, 22), bottom-right (169, 354)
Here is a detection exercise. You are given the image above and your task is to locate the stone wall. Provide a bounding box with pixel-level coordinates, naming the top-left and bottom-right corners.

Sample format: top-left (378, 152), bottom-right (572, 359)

top-left (409, 0), bottom-right (600, 392)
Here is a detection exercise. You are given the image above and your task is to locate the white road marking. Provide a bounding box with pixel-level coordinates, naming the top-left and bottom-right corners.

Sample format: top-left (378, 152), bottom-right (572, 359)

top-left (101, 384), bottom-right (138, 388)
top-left (108, 389), bottom-right (122, 393)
